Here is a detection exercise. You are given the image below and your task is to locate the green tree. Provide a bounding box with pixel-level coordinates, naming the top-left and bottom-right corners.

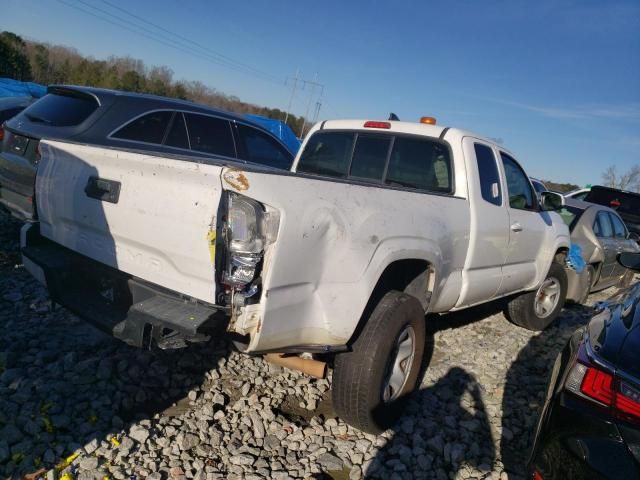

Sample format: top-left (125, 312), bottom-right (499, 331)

top-left (0, 31), bottom-right (32, 80)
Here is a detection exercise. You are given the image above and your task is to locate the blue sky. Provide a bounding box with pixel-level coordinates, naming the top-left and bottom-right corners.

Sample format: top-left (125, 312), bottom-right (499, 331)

top-left (3, 0), bottom-right (639, 186)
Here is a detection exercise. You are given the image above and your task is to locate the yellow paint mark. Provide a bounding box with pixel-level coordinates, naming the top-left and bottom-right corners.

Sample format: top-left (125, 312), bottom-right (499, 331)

top-left (56, 452), bottom-right (79, 471)
top-left (60, 473), bottom-right (74, 480)
top-left (207, 230), bottom-right (216, 263)
top-left (110, 436), bottom-right (120, 447)
top-left (222, 169), bottom-right (250, 191)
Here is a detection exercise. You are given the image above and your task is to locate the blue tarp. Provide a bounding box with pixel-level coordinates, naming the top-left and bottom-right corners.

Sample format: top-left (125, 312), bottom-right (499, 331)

top-left (245, 114), bottom-right (301, 155)
top-left (0, 78), bottom-right (46, 99)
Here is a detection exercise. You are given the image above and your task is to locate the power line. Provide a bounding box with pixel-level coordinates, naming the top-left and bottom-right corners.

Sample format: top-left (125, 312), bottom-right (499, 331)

top-left (99, 0), bottom-right (280, 83)
top-left (55, 0), bottom-right (284, 85)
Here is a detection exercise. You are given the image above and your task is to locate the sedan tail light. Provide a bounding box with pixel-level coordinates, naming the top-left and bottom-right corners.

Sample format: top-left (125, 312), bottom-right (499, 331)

top-left (565, 349), bottom-right (640, 424)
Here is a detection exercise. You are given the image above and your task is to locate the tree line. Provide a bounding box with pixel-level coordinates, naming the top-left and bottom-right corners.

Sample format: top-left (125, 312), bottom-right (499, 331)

top-left (0, 30), bottom-right (307, 135)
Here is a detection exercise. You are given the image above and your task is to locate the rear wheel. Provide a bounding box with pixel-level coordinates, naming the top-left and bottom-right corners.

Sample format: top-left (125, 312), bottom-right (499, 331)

top-left (332, 291), bottom-right (425, 434)
top-left (504, 262), bottom-right (567, 331)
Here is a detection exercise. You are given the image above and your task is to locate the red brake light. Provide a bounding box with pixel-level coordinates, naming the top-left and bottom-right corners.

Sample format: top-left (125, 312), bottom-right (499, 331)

top-left (532, 471), bottom-right (544, 480)
top-left (581, 367), bottom-right (614, 404)
top-left (363, 121), bottom-right (391, 129)
top-left (610, 199), bottom-right (621, 208)
top-left (0, 127), bottom-right (4, 142)
top-left (566, 359), bottom-right (640, 424)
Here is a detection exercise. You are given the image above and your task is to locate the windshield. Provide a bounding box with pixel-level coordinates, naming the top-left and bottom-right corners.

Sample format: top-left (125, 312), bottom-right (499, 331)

top-left (558, 205), bottom-right (584, 232)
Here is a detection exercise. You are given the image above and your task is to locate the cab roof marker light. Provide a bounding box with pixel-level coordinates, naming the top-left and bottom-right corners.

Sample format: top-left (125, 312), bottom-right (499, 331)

top-left (420, 116), bottom-right (437, 125)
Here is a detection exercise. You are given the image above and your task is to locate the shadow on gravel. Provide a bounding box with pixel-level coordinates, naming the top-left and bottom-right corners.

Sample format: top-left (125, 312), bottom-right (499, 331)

top-left (0, 206), bottom-right (229, 477)
top-left (500, 304), bottom-right (595, 479)
top-left (367, 366), bottom-right (495, 479)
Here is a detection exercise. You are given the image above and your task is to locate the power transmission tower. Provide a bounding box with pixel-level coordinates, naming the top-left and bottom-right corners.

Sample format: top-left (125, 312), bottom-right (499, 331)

top-left (283, 70), bottom-right (324, 136)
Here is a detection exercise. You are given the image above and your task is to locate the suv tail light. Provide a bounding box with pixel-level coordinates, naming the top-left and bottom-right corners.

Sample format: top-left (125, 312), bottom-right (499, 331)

top-left (565, 349), bottom-right (640, 424)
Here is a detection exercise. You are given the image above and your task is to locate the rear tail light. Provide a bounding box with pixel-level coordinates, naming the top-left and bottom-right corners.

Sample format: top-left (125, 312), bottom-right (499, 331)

top-left (565, 349), bottom-right (640, 424)
top-left (363, 121), bottom-right (391, 129)
top-left (0, 126), bottom-right (4, 142)
top-left (532, 471), bottom-right (544, 480)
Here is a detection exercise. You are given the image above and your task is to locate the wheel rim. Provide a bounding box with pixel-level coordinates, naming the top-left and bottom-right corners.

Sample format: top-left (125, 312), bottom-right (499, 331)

top-left (534, 277), bottom-right (561, 318)
top-left (382, 325), bottom-right (416, 403)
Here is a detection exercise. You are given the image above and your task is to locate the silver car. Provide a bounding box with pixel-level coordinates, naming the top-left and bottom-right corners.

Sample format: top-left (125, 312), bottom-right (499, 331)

top-left (561, 198), bottom-right (639, 304)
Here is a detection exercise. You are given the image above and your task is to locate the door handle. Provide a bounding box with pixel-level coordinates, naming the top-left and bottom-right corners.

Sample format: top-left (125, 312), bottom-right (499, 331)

top-left (511, 222), bottom-right (523, 232)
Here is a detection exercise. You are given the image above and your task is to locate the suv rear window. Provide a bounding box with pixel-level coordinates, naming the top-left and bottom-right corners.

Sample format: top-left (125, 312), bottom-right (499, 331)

top-left (21, 92), bottom-right (98, 127)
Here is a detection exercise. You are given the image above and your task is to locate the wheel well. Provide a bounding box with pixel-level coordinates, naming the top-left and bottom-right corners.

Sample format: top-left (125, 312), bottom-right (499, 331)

top-left (346, 259), bottom-right (432, 346)
top-left (555, 247), bottom-right (569, 263)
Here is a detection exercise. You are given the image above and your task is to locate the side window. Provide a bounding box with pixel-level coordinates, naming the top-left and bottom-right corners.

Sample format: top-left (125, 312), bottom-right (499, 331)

top-left (237, 124), bottom-right (293, 170)
top-left (164, 112), bottom-right (189, 150)
top-left (500, 153), bottom-right (535, 210)
top-left (183, 113), bottom-right (235, 157)
top-left (349, 135), bottom-right (391, 180)
top-left (296, 132), bottom-right (354, 178)
top-left (474, 143), bottom-right (501, 205)
top-left (595, 212), bottom-right (613, 238)
top-left (386, 137), bottom-right (452, 192)
top-left (112, 111), bottom-right (173, 144)
top-left (610, 213), bottom-right (627, 238)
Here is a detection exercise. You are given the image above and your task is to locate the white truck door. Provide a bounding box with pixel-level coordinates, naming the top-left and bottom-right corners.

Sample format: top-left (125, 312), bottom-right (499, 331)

top-left (497, 151), bottom-right (548, 294)
top-left (456, 139), bottom-right (510, 307)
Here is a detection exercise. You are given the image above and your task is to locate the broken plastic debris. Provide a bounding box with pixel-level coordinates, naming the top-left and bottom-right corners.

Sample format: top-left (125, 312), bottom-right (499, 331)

top-left (110, 436), bottom-right (120, 447)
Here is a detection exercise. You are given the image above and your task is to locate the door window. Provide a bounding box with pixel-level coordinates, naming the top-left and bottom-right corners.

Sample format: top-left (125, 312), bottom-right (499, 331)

top-left (164, 112), bottom-right (189, 149)
top-left (610, 213), bottom-right (627, 238)
top-left (183, 113), bottom-right (235, 157)
top-left (594, 212), bottom-right (613, 238)
top-left (500, 153), bottom-right (535, 210)
top-left (474, 143), bottom-right (501, 205)
top-left (112, 111), bottom-right (173, 144)
top-left (237, 124), bottom-right (293, 170)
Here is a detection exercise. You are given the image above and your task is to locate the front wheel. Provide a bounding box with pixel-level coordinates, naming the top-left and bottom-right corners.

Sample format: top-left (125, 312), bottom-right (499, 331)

top-left (504, 262), bottom-right (568, 331)
top-left (332, 291), bottom-right (425, 434)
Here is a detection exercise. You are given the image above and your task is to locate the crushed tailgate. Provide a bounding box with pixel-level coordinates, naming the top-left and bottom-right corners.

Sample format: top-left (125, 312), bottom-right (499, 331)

top-left (36, 140), bottom-right (224, 303)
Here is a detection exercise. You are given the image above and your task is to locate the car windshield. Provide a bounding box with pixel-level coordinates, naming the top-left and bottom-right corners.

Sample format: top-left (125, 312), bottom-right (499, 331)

top-left (558, 205), bottom-right (584, 232)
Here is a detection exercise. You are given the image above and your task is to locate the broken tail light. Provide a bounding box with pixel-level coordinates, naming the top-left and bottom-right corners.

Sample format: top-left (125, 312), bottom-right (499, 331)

top-left (222, 192), bottom-right (279, 289)
top-left (565, 345), bottom-right (640, 424)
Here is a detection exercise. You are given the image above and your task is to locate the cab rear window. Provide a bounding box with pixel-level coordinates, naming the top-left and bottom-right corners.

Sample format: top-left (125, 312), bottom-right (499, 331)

top-left (20, 92), bottom-right (98, 127)
top-left (297, 131), bottom-right (452, 193)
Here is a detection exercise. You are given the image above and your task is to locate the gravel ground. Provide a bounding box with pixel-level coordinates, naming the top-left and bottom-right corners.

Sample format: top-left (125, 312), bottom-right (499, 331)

top-left (0, 208), bottom-right (623, 480)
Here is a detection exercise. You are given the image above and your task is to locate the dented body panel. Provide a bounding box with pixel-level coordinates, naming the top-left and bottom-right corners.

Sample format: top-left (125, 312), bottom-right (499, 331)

top-left (36, 140), bottom-right (224, 303)
top-left (27, 119), bottom-right (570, 353)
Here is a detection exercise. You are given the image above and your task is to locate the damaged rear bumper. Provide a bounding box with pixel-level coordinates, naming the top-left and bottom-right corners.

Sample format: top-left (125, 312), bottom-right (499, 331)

top-left (21, 223), bottom-right (228, 349)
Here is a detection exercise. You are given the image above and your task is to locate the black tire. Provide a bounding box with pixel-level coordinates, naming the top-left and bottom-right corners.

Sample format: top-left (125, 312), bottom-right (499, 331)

top-left (620, 269), bottom-right (635, 288)
top-left (332, 291), bottom-right (425, 434)
top-left (578, 265), bottom-right (595, 305)
top-left (504, 262), bottom-right (567, 331)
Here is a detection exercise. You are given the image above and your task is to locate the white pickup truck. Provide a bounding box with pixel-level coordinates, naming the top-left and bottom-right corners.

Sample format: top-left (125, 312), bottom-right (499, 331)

top-left (21, 116), bottom-right (570, 433)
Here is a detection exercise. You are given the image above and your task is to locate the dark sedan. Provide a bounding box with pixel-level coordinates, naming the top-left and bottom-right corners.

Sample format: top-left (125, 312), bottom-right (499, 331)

top-left (529, 252), bottom-right (640, 479)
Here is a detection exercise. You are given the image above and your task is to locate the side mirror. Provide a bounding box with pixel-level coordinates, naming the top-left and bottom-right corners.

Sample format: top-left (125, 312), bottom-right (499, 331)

top-left (540, 191), bottom-right (564, 211)
top-left (618, 252), bottom-right (640, 272)
top-left (628, 232), bottom-right (640, 242)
